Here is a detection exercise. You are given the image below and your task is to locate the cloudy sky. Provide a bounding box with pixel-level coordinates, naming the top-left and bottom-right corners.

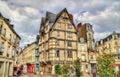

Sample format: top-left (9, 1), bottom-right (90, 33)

top-left (0, 0), bottom-right (120, 48)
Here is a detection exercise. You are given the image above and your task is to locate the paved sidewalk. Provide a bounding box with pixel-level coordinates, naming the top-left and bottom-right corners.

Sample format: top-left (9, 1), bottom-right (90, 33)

top-left (20, 73), bottom-right (52, 77)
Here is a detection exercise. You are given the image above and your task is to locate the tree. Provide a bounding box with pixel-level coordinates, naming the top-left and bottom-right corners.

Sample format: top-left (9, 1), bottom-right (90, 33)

top-left (55, 64), bottom-right (62, 75)
top-left (74, 58), bottom-right (82, 77)
top-left (62, 64), bottom-right (70, 77)
top-left (96, 54), bottom-right (115, 77)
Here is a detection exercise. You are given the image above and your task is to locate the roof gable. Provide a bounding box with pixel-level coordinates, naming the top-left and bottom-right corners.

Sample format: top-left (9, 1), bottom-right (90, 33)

top-left (51, 8), bottom-right (77, 32)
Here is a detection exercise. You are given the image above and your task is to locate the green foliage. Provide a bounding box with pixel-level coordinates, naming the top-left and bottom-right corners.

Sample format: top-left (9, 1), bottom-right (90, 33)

top-left (62, 64), bottom-right (70, 77)
top-left (55, 64), bottom-right (62, 75)
top-left (74, 58), bottom-right (82, 77)
top-left (96, 54), bottom-right (115, 77)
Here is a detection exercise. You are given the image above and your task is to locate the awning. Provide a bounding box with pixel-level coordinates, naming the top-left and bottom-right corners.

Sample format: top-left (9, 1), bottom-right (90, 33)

top-left (111, 64), bottom-right (120, 66)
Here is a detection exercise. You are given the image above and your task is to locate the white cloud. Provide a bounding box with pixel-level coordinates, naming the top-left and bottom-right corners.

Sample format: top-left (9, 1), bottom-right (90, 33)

top-left (0, 0), bottom-right (120, 47)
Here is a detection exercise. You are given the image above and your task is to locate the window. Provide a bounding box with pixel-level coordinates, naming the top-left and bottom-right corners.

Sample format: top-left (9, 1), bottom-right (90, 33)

top-left (67, 32), bottom-right (72, 38)
top-left (67, 51), bottom-right (72, 58)
top-left (80, 38), bottom-right (84, 43)
top-left (81, 55), bottom-right (85, 61)
top-left (0, 42), bottom-right (4, 55)
top-left (1, 28), bottom-right (6, 36)
top-left (63, 17), bottom-right (68, 22)
top-left (88, 42), bottom-right (93, 50)
top-left (90, 55), bottom-right (93, 59)
top-left (116, 48), bottom-right (120, 54)
top-left (12, 49), bottom-right (15, 58)
top-left (57, 31), bottom-right (60, 36)
top-left (86, 65), bottom-right (88, 69)
top-left (68, 24), bottom-right (72, 29)
top-left (114, 35), bottom-right (117, 39)
top-left (0, 23), bottom-right (2, 32)
top-left (9, 34), bottom-right (12, 41)
top-left (81, 45), bottom-right (85, 51)
top-left (87, 33), bottom-right (91, 39)
top-left (56, 50), bottom-right (60, 57)
top-left (58, 23), bottom-right (61, 29)
top-left (81, 65), bottom-right (84, 71)
top-left (115, 41), bottom-right (118, 46)
top-left (56, 41), bottom-right (60, 46)
top-left (7, 46), bottom-right (10, 57)
top-left (67, 41), bottom-right (72, 47)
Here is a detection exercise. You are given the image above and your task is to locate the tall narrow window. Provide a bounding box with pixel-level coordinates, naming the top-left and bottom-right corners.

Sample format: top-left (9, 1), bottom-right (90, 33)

top-left (81, 45), bottom-right (85, 51)
top-left (0, 42), bottom-right (4, 55)
top-left (57, 31), bottom-right (60, 36)
top-left (56, 50), bottom-right (60, 57)
top-left (0, 23), bottom-right (2, 33)
top-left (115, 41), bottom-right (118, 46)
top-left (81, 55), bottom-right (85, 61)
top-left (58, 23), bottom-right (61, 29)
top-left (2, 28), bottom-right (6, 36)
top-left (7, 46), bottom-right (10, 57)
top-left (12, 49), bottom-right (15, 58)
top-left (67, 51), bottom-right (72, 58)
top-left (67, 41), bottom-right (72, 47)
top-left (9, 34), bottom-right (12, 41)
top-left (87, 33), bottom-right (91, 39)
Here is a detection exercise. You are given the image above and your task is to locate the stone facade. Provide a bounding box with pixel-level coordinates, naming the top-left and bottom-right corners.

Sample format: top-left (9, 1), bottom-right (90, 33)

top-left (0, 13), bottom-right (21, 77)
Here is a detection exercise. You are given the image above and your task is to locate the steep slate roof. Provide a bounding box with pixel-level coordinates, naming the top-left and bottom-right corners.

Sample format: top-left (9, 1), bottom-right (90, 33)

top-left (51, 8), bottom-right (78, 32)
top-left (39, 8), bottom-right (78, 33)
top-left (97, 32), bottom-right (120, 45)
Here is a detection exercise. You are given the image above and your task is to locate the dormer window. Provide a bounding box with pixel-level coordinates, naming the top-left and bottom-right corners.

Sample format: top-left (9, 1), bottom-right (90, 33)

top-left (63, 17), bottom-right (68, 22)
top-left (114, 35), bottom-right (117, 40)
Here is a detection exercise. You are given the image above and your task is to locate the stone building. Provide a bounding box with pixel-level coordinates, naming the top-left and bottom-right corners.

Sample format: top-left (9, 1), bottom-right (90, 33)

top-left (96, 31), bottom-right (120, 72)
top-left (0, 13), bottom-right (21, 77)
top-left (20, 42), bottom-right (36, 73)
top-left (38, 8), bottom-right (97, 76)
top-left (39, 8), bottom-right (78, 74)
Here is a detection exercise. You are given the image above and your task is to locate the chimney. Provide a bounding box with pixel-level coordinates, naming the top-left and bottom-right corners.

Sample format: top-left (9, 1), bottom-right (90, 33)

top-left (10, 24), bottom-right (14, 28)
top-left (69, 14), bottom-right (73, 21)
top-left (77, 22), bottom-right (82, 29)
